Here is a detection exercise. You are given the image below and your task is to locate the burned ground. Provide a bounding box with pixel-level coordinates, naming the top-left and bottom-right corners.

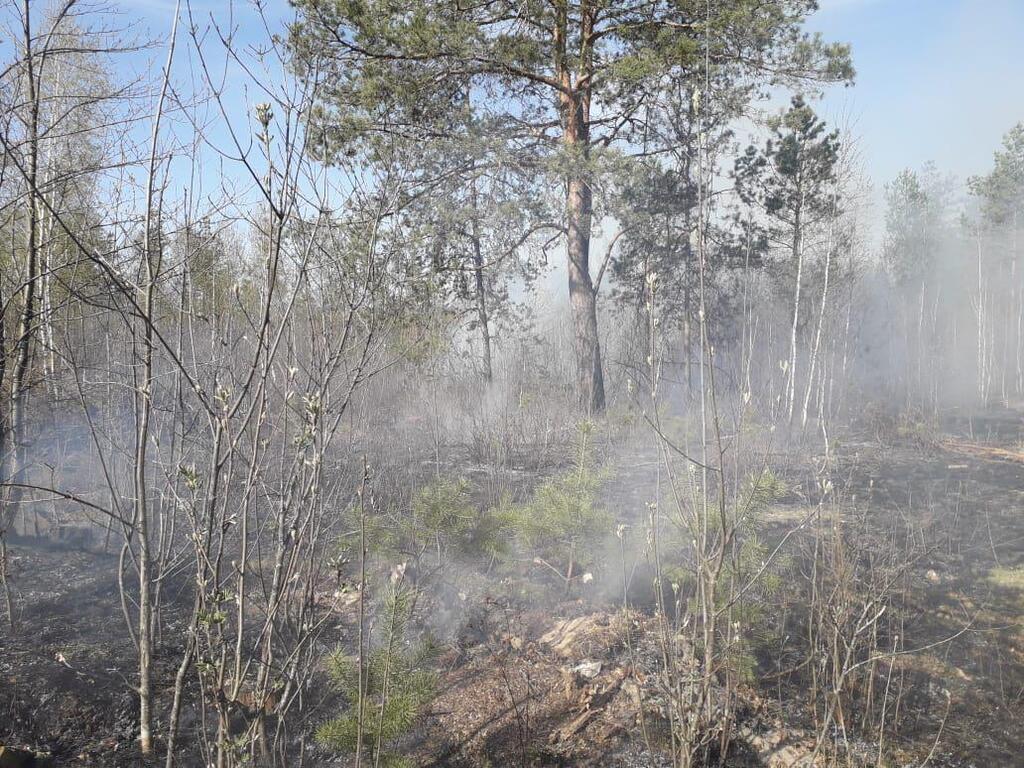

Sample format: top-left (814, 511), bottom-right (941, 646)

top-left (2, 407), bottom-right (1022, 767)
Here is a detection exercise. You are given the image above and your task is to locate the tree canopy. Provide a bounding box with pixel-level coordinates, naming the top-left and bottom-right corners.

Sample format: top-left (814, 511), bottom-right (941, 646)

top-left (287, 0), bottom-right (853, 411)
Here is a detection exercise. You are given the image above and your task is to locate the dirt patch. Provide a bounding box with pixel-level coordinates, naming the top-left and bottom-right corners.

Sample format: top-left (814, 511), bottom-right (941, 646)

top-left (0, 542), bottom-right (169, 766)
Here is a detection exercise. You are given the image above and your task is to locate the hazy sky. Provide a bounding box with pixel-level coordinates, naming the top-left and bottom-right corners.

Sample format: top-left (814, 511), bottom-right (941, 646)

top-left (808, 0), bottom-right (1024, 192)
top-left (118, 0), bottom-right (1024, 244)
top-left (122, 0), bottom-right (1024, 188)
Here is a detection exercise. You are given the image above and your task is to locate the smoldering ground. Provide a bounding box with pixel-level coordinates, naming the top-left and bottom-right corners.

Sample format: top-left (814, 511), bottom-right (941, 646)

top-left (3, 2), bottom-right (1024, 767)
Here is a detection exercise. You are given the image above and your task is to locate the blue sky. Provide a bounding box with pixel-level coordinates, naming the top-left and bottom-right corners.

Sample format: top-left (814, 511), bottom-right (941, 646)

top-left (121, 0), bottom-right (1024, 189)
top-left (117, 0), bottom-right (1024, 233)
top-left (808, 0), bottom-right (1024, 192)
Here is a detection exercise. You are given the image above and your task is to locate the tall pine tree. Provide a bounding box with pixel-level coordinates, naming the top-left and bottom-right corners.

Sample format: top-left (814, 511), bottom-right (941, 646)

top-left (288, 1), bottom-right (852, 412)
top-left (735, 95), bottom-right (841, 421)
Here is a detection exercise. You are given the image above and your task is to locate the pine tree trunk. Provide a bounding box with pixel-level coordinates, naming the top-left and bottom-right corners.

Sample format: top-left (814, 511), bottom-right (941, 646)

top-left (566, 171), bottom-right (605, 414)
top-left (555, 2), bottom-right (604, 414)
top-left (469, 181), bottom-right (493, 382)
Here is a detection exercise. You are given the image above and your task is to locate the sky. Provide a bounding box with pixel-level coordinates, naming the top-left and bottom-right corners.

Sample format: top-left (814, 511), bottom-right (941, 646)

top-left (808, 0), bottom-right (1024, 197)
top-left (54, 0), bottom-right (1018, 257)
top-left (103, 0), bottom-right (1024, 299)
top-left (116, 0), bottom-right (1024, 213)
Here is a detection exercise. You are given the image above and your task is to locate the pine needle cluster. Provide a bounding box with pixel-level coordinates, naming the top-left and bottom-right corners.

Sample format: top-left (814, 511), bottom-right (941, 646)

top-left (516, 421), bottom-right (611, 587)
top-left (317, 584), bottom-right (437, 767)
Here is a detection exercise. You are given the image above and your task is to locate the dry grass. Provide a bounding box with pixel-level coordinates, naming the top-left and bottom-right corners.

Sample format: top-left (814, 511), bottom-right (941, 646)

top-left (987, 565), bottom-right (1024, 591)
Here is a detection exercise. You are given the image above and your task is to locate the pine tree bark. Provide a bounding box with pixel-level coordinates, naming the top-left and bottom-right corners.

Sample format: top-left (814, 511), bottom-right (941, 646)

top-left (469, 180), bottom-right (493, 382)
top-left (566, 166), bottom-right (605, 414)
top-left (556, 2), bottom-right (605, 414)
